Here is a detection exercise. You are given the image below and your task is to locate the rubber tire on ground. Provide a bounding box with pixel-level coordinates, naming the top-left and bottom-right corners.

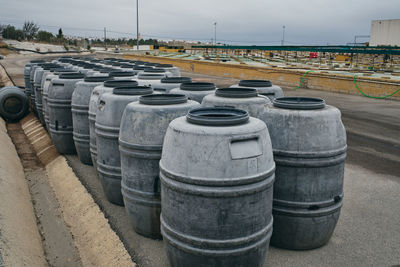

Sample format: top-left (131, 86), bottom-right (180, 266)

top-left (0, 86), bottom-right (29, 122)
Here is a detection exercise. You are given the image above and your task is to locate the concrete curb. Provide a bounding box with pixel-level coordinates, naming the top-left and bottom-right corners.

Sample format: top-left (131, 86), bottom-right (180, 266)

top-left (20, 115), bottom-right (135, 267)
top-left (0, 117), bottom-right (47, 266)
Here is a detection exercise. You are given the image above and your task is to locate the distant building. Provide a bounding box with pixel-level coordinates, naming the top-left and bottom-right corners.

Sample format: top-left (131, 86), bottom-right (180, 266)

top-left (369, 19), bottom-right (400, 46)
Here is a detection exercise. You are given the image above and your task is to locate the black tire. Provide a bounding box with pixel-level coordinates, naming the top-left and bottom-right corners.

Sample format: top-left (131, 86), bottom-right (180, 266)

top-left (0, 86), bottom-right (29, 122)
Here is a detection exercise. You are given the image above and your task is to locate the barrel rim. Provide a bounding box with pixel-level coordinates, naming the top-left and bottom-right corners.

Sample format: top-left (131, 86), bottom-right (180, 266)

top-left (112, 86), bottom-right (153, 95)
top-left (161, 77), bottom-right (192, 84)
top-left (239, 79), bottom-right (272, 87)
top-left (108, 70), bottom-right (135, 77)
top-left (180, 82), bottom-right (216, 91)
top-left (139, 94), bottom-right (188, 105)
top-left (186, 107), bottom-right (249, 126)
top-left (215, 88), bottom-right (258, 98)
top-left (273, 97), bottom-right (326, 109)
top-left (58, 72), bottom-right (84, 79)
top-left (104, 79), bottom-right (138, 88)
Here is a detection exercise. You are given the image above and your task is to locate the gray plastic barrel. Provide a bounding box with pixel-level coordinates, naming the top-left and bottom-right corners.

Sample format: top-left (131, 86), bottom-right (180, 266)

top-left (201, 88), bottom-right (271, 117)
top-left (151, 77), bottom-right (192, 93)
top-left (262, 97), bottom-right (346, 250)
top-left (34, 64), bottom-right (59, 125)
top-left (119, 94), bottom-right (200, 238)
top-left (24, 63), bottom-right (33, 97)
top-left (0, 86), bottom-right (29, 122)
top-left (48, 72), bottom-right (84, 154)
top-left (136, 72), bottom-right (167, 87)
top-left (160, 107), bottom-right (275, 267)
top-left (230, 80), bottom-right (284, 101)
top-left (30, 64), bottom-right (43, 112)
top-left (96, 86), bottom-right (153, 205)
top-left (25, 60), bottom-right (45, 97)
top-left (170, 82), bottom-right (216, 103)
top-left (156, 64), bottom-right (180, 77)
top-left (89, 80), bottom-right (139, 174)
top-left (72, 76), bottom-right (110, 165)
top-left (43, 69), bottom-right (75, 130)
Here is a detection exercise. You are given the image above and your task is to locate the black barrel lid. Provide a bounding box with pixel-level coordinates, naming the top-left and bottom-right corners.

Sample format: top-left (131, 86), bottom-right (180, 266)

top-left (239, 80), bottom-right (272, 87)
top-left (156, 64), bottom-right (174, 68)
top-left (186, 107), bottom-right (249, 126)
top-left (113, 86), bottom-right (153, 95)
top-left (119, 64), bottom-right (135, 68)
top-left (108, 71), bottom-right (135, 77)
top-left (161, 77), bottom-right (192, 84)
top-left (104, 57), bottom-right (118, 61)
top-left (143, 62), bottom-right (158, 66)
top-left (139, 94), bottom-right (187, 105)
top-left (144, 68), bottom-right (165, 73)
top-left (273, 97), bottom-right (326, 110)
top-left (111, 62), bottom-right (124, 66)
top-left (98, 68), bottom-right (115, 73)
top-left (53, 69), bottom-right (75, 74)
top-left (30, 60), bottom-right (45, 63)
top-left (180, 82), bottom-right (216, 91)
top-left (43, 64), bottom-right (61, 70)
top-left (104, 80), bottom-right (138, 88)
top-left (133, 65), bottom-right (146, 70)
top-left (215, 88), bottom-right (258, 98)
top-left (59, 72), bottom-right (85, 79)
top-left (84, 76), bottom-right (110, 82)
top-left (90, 59), bottom-right (101, 63)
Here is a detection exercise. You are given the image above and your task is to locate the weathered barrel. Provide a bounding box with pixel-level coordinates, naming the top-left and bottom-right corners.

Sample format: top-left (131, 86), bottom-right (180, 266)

top-left (43, 69), bottom-right (75, 130)
top-left (72, 76), bottom-right (110, 165)
top-left (262, 97), bottom-right (346, 250)
top-left (170, 82), bottom-right (216, 103)
top-left (48, 72), bottom-right (84, 154)
top-left (89, 80), bottom-right (139, 173)
top-left (119, 94), bottom-right (200, 238)
top-left (30, 64), bottom-right (44, 112)
top-left (155, 64), bottom-right (180, 77)
top-left (160, 107), bottom-right (275, 267)
top-left (25, 60), bottom-right (45, 97)
top-left (96, 86), bottom-right (153, 205)
top-left (151, 77), bottom-right (192, 93)
top-left (230, 80), bottom-right (284, 101)
top-left (34, 64), bottom-right (59, 125)
top-left (0, 86), bottom-right (29, 121)
top-left (136, 71), bottom-right (167, 87)
top-left (201, 87), bottom-right (270, 117)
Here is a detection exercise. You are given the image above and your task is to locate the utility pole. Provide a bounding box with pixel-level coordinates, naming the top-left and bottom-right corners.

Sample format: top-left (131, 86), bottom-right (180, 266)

top-left (281, 25), bottom-right (285, 46)
top-left (136, 0), bottom-right (139, 51)
top-left (104, 27), bottom-right (107, 50)
top-left (214, 22), bottom-right (217, 55)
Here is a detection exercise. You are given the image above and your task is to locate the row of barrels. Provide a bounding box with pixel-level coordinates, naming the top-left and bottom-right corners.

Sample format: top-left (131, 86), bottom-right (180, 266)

top-left (25, 56), bottom-right (346, 267)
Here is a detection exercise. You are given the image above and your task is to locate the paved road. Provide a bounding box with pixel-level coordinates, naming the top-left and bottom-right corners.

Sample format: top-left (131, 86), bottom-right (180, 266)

top-left (2, 54), bottom-right (400, 266)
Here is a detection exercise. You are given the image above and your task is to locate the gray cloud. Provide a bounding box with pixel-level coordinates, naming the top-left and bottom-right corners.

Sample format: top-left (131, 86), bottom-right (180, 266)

top-left (0, 0), bottom-right (399, 44)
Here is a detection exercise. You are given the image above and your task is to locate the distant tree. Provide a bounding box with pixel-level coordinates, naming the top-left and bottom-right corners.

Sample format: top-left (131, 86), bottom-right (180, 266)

top-left (22, 21), bottom-right (39, 40)
top-left (1, 25), bottom-right (24, 40)
top-left (57, 28), bottom-right (63, 39)
top-left (37, 31), bottom-right (53, 43)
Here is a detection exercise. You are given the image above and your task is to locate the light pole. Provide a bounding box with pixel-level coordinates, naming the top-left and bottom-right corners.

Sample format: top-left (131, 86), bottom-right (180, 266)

top-left (214, 22), bottom-right (217, 55)
top-left (281, 25), bottom-right (285, 46)
top-left (136, 0), bottom-right (139, 51)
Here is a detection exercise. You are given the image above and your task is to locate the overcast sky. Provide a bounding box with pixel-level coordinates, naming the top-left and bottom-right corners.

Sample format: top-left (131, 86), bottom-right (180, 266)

top-left (0, 0), bottom-right (399, 45)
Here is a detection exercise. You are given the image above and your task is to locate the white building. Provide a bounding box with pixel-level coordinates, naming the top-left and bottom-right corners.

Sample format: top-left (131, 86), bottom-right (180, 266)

top-left (369, 19), bottom-right (400, 46)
